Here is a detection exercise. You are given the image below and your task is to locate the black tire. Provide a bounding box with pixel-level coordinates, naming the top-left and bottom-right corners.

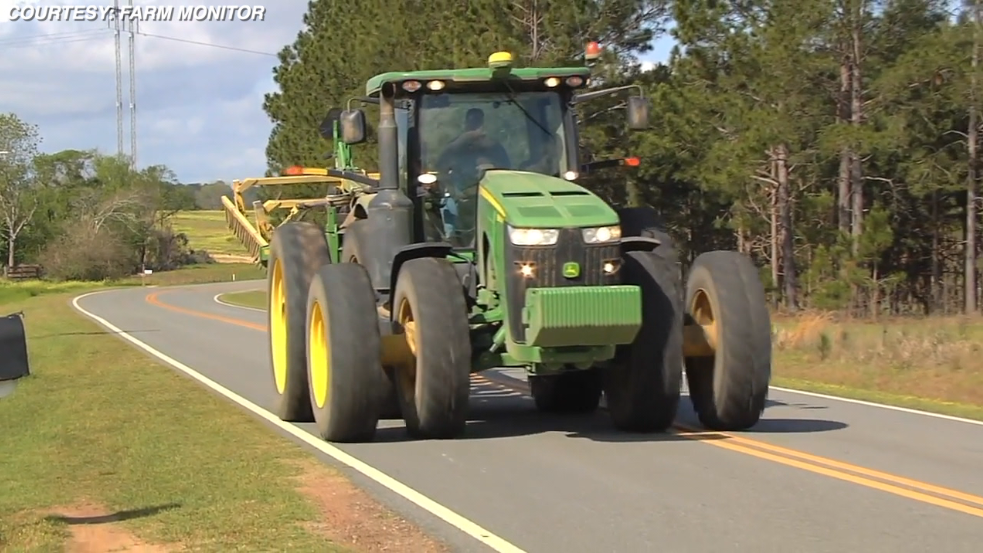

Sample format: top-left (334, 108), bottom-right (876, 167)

top-left (684, 251), bottom-right (771, 430)
top-left (342, 221), bottom-right (401, 420)
top-left (602, 250), bottom-right (684, 432)
top-left (530, 369), bottom-right (603, 413)
top-left (392, 257), bottom-right (472, 439)
top-left (616, 207), bottom-right (675, 260)
top-left (306, 263), bottom-right (386, 442)
top-left (267, 222), bottom-right (331, 422)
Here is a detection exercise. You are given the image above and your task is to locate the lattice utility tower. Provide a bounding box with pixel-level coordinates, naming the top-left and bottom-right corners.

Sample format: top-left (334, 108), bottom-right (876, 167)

top-left (108, 1), bottom-right (123, 158)
top-left (126, 0), bottom-right (137, 169)
top-left (106, 0), bottom-right (138, 169)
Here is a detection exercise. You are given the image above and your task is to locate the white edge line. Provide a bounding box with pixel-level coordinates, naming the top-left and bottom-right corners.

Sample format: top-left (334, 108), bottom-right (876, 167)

top-left (769, 385), bottom-right (983, 426)
top-left (71, 289), bottom-right (525, 553)
top-left (211, 289), bottom-right (983, 428)
top-left (213, 291), bottom-right (265, 312)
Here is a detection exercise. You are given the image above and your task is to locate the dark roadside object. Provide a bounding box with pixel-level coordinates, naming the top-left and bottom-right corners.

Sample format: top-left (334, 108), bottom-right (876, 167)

top-left (0, 311), bottom-right (29, 399)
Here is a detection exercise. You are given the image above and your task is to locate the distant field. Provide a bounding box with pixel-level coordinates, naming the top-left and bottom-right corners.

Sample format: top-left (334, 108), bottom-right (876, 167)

top-left (171, 210), bottom-right (253, 262)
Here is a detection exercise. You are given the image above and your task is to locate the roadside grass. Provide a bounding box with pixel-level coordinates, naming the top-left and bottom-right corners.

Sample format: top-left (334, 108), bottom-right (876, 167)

top-left (772, 312), bottom-right (983, 421)
top-left (172, 210), bottom-right (251, 261)
top-left (217, 289), bottom-right (266, 310)
top-left (0, 266), bottom-right (442, 552)
top-left (218, 290), bottom-right (983, 421)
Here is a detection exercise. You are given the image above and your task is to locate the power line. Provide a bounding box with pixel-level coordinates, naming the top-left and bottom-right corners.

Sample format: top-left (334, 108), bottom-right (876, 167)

top-left (137, 31), bottom-right (277, 57)
top-left (0, 29), bottom-right (109, 47)
top-left (2, 35), bottom-right (109, 49)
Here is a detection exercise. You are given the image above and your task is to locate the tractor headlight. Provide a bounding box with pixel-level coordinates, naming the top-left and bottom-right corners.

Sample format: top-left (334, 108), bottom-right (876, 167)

top-left (581, 225), bottom-right (621, 244)
top-left (508, 226), bottom-right (559, 246)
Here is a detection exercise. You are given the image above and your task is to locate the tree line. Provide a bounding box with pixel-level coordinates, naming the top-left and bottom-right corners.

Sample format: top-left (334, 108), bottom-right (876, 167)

top-left (264, 0), bottom-right (982, 317)
top-left (0, 112), bottom-right (256, 281)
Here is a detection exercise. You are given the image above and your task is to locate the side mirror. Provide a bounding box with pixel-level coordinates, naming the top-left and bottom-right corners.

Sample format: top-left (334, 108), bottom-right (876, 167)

top-left (340, 109), bottom-right (367, 144)
top-left (626, 96), bottom-right (650, 130)
top-left (318, 108), bottom-right (343, 140)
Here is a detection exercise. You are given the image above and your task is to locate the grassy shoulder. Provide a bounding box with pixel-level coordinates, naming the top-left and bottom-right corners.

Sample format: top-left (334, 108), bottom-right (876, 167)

top-left (0, 267), bottom-right (443, 552)
top-left (772, 313), bottom-right (983, 421)
top-left (217, 289), bottom-right (267, 310)
top-left (218, 290), bottom-right (983, 421)
top-left (172, 210), bottom-right (253, 262)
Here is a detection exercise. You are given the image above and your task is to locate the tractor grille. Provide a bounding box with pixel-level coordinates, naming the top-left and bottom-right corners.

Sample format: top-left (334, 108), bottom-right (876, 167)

top-left (504, 228), bottom-right (619, 343)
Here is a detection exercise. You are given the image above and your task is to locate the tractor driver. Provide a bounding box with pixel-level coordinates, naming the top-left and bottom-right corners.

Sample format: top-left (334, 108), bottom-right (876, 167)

top-left (435, 108), bottom-right (511, 191)
top-left (430, 108), bottom-right (510, 243)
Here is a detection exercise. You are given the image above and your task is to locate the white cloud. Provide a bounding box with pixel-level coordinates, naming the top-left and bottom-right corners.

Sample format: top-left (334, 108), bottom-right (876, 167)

top-left (0, 1), bottom-right (304, 183)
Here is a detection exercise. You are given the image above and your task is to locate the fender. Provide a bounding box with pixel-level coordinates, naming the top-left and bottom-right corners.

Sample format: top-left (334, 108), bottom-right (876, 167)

top-left (619, 236), bottom-right (662, 255)
top-left (388, 242), bottom-right (454, 306)
top-left (341, 192), bottom-right (377, 228)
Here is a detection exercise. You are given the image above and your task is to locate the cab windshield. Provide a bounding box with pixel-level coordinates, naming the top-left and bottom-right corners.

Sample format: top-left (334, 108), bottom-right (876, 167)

top-left (416, 91), bottom-right (568, 247)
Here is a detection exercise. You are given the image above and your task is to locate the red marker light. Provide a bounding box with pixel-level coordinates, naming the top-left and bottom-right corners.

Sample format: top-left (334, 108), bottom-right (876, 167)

top-left (283, 166), bottom-right (304, 175)
top-left (585, 41), bottom-right (601, 60)
top-left (625, 157), bottom-right (640, 166)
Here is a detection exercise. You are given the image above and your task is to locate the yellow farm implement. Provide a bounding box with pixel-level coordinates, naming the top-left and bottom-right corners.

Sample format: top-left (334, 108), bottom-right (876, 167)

top-left (221, 166), bottom-right (381, 266)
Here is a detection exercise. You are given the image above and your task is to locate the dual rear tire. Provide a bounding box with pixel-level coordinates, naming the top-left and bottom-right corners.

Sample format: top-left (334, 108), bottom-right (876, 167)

top-left (267, 223), bottom-right (473, 441)
top-left (600, 247), bottom-right (772, 433)
top-left (266, 222), bottom-right (387, 442)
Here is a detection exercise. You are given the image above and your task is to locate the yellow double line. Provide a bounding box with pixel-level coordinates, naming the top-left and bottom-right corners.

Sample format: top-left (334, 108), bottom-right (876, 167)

top-left (147, 290), bottom-right (983, 520)
top-left (475, 373), bottom-right (983, 519)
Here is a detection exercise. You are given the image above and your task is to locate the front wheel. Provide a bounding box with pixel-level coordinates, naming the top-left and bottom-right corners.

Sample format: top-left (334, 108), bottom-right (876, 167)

top-left (684, 251), bottom-right (772, 431)
top-left (392, 258), bottom-right (472, 439)
top-left (602, 250), bottom-right (684, 432)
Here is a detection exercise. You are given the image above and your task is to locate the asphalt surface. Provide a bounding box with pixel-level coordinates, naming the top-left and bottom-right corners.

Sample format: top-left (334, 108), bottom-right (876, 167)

top-left (76, 280), bottom-right (983, 553)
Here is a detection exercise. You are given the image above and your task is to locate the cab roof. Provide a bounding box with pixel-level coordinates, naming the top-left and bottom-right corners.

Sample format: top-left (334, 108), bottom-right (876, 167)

top-left (365, 66), bottom-right (591, 96)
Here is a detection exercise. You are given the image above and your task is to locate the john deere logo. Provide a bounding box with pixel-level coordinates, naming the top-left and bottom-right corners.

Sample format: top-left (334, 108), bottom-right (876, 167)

top-left (563, 262), bottom-right (580, 278)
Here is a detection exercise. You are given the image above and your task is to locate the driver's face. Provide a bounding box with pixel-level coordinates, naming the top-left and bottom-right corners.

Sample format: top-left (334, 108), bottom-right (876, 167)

top-left (465, 110), bottom-right (484, 131)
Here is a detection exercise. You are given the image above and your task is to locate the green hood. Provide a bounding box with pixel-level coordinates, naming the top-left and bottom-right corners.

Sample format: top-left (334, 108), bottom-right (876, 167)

top-left (480, 170), bottom-right (619, 228)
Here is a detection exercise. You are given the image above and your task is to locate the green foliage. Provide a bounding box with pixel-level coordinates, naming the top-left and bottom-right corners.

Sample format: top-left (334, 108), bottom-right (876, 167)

top-left (0, 113), bottom-right (227, 280)
top-left (253, 0), bottom-right (975, 318)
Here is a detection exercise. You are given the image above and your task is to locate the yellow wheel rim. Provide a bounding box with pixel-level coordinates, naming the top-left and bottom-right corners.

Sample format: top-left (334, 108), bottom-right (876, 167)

top-left (691, 288), bottom-right (718, 350)
top-left (396, 298), bottom-right (418, 356)
top-left (270, 259), bottom-right (288, 394)
top-left (309, 299), bottom-right (330, 409)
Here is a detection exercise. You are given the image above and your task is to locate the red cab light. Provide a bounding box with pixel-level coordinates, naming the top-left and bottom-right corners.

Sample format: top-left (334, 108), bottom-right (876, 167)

top-left (624, 157), bottom-right (640, 166)
top-left (283, 166), bottom-right (304, 175)
top-left (585, 41), bottom-right (601, 60)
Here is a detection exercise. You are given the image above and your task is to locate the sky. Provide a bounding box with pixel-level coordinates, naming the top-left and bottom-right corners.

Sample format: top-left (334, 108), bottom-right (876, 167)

top-left (0, 1), bottom-right (677, 184)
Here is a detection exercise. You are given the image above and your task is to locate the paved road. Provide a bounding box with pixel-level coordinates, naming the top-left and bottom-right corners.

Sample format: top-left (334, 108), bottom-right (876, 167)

top-left (75, 281), bottom-right (983, 552)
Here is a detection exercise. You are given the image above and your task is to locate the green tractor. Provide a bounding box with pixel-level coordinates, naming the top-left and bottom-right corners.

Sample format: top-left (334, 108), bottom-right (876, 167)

top-left (261, 49), bottom-right (772, 442)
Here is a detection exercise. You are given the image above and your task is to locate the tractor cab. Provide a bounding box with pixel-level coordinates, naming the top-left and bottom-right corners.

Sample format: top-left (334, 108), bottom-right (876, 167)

top-left (335, 49), bottom-right (650, 250)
